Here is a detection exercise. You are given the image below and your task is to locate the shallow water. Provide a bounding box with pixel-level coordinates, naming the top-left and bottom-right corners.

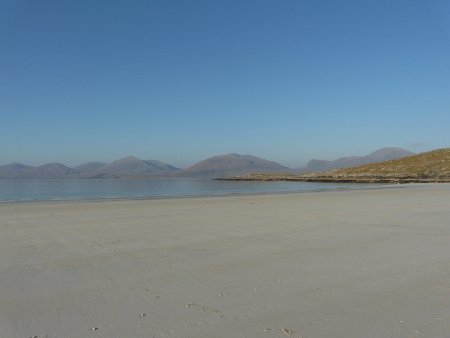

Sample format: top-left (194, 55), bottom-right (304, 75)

top-left (0, 178), bottom-right (377, 202)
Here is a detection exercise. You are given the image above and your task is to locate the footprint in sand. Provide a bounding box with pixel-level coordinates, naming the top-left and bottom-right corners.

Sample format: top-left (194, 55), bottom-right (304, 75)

top-left (281, 328), bottom-right (304, 337)
top-left (185, 302), bottom-right (225, 318)
top-left (281, 328), bottom-right (295, 336)
top-left (262, 328), bottom-right (301, 337)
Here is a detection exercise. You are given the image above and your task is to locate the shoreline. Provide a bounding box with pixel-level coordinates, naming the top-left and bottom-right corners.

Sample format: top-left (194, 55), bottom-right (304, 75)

top-left (0, 181), bottom-right (436, 205)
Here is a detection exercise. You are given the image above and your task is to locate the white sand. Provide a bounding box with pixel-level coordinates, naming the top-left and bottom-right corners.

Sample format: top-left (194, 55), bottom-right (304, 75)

top-left (1, 184), bottom-right (450, 338)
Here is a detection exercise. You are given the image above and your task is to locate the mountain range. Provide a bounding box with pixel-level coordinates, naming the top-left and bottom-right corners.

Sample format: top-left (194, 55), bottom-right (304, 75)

top-left (75, 157), bottom-right (179, 177)
top-left (305, 147), bottom-right (415, 172)
top-left (0, 147), bottom-right (414, 179)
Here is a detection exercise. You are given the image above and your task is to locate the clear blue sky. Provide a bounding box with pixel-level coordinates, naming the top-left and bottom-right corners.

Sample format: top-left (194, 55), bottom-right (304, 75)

top-left (1, 0), bottom-right (449, 168)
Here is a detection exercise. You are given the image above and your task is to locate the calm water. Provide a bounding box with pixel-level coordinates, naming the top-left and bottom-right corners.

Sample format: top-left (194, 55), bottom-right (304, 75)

top-left (0, 178), bottom-right (376, 202)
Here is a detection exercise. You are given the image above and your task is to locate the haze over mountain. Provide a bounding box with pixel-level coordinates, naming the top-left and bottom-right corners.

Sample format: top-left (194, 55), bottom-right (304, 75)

top-left (305, 147), bottom-right (415, 172)
top-left (180, 153), bottom-right (290, 178)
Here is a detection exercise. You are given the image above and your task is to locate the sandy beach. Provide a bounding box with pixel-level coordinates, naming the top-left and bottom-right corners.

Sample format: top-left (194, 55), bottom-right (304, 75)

top-left (1, 184), bottom-right (450, 338)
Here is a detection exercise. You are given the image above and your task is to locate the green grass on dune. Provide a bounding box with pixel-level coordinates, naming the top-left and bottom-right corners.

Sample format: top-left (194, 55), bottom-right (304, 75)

top-left (327, 148), bottom-right (450, 178)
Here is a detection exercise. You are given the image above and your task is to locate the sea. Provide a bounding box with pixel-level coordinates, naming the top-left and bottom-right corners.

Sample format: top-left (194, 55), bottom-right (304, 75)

top-left (0, 178), bottom-right (379, 202)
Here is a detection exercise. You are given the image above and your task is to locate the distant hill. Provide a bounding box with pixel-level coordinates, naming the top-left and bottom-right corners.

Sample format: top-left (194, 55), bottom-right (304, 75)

top-left (180, 153), bottom-right (290, 178)
top-left (226, 148), bottom-right (450, 183)
top-left (306, 147), bottom-right (415, 172)
top-left (0, 162), bottom-right (76, 179)
top-left (33, 163), bottom-right (77, 178)
top-left (0, 163), bottom-right (34, 178)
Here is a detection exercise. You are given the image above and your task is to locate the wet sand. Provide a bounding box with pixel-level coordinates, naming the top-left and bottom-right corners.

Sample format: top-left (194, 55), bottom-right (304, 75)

top-left (1, 184), bottom-right (450, 338)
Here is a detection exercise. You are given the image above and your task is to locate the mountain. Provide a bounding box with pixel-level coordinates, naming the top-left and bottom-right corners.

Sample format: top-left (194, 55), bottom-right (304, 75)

top-left (0, 163), bottom-right (34, 178)
top-left (306, 147), bottom-right (415, 172)
top-left (0, 162), bottom-right (76, 179)
top-left (180, 153), bottom-right (290, 178)
top-left (97, 156), bottom-right (179, 177)
top-left (32, 163), bottom-right (77, 178)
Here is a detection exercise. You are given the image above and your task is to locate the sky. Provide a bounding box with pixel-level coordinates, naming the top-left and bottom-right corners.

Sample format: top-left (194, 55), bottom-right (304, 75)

top-left (1, 0), bottom-right (450, 168)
